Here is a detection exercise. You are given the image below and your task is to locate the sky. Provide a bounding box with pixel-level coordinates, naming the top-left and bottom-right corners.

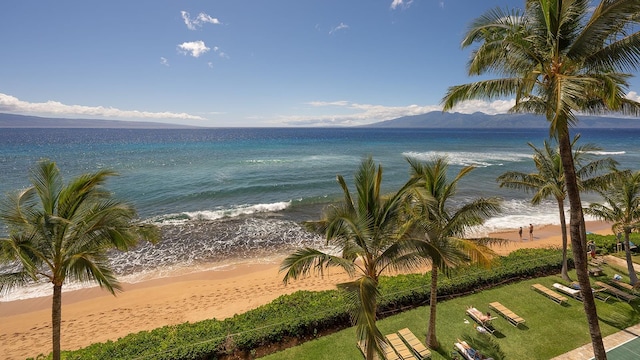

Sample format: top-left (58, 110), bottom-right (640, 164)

top-left (1, 0), bottom-right (639, 127)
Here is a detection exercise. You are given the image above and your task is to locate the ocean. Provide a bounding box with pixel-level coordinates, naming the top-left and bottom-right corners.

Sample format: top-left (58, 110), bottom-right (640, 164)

top-left (1, 127), bottom-right (638, 301)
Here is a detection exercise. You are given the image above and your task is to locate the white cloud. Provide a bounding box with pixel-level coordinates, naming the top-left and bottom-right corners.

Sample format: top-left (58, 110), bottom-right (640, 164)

top-left (0, 93), bottom-right (205, 121)
top-left (274, 99), bottom-right (514, 126)
top-left (160, 57), bottom-right (169, 66)
top-left (626, 91), bottom-right (640, 102)
top-left (181, 11), bottom-right (221, 30)
top-left (212, 46), bottom-right (229, 59)
top-left (177, 41), bottom-right (210, 58)
top-left (390, 0), bottom-right (414, 10)
top-left (309, 101), bottom-right (351, 107)
top-left (197, 13), bottom-right (220, 25)
top-left (446, 99), bottom-right (516, 115)
top-left (329, 22), bottom-right (349, 35)
top-left (276, 101), bottom-right (440, 126)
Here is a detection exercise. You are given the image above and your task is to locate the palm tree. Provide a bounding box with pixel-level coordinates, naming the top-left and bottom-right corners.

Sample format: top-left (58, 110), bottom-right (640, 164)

top-left (280, 157), bottom-right (425, 360)
top-left (585, 170), bottom-right (640, 285)
top-left (0, 160), bottom-right (159, 360)
top-left (405, 156), bottom-right (502, 349)
top-left (442, 2), bottom-right (640, 357)
top-left (498, 136), bottom-right (619, 281)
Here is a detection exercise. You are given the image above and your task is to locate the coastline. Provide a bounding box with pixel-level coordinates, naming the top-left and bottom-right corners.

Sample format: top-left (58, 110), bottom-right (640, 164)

top-left (0, 221), bottom-right (614, 360)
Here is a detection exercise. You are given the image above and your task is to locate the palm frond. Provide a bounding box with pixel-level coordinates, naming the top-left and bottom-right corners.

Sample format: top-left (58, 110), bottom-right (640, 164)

top-left (0, 270), bottom-right (33, 296)
top-left (454, 237), bottom-right (502, 268)
top-left (446, 198), bottom-right (502, 236)
top-left (374, 238), bottom-right (431, 276)
top-left (497, 171), bottom-right (545, 193)
top-left (338, 276), bottom-right (385, 360)
top-left (576, 1), bottom-right (640, 72)
top-left (65, 252), bottom-right (122, 295)
top-left (442, 78), bottom-right (523, 111)
top-left (29, 159), bottom-right (63, 215)
top-left (280, 247), bottom-right (356, 284)
top-left (0, 234), bottom-right (46, 279)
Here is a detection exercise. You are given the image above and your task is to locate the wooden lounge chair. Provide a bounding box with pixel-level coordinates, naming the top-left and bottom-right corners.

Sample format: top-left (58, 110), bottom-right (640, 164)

top-left (488, 302), bottom-right (525, 327)
top-left (553, 283), bottom-right (582, 300)
top-left (567, 282), bottom-right (611, 303)
top-left (531, 283), bottom-right (568, 304)
top-left (358, 340), bottom-right (399, 360)
top-left (611, 279), bottom-right (639, 294)
top-left (595, 281), bottom-right (639, 303)
top-left (386, 333), bottom-right (417, 360)
top-left (466, 307), bottom-right (497, 334)
top-left (398, 328), bottom-right (431, 359)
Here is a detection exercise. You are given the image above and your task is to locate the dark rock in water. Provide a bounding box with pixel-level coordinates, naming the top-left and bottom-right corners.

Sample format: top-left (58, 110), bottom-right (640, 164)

top-left (107, 217), bottom-right (326, 276)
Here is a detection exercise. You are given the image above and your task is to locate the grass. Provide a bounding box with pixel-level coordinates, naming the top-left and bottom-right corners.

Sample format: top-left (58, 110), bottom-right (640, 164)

top-left (260, 268), bottom-right (640, 360)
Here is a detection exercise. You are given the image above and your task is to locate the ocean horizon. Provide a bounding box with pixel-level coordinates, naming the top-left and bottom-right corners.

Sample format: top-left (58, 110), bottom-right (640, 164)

top-left (1, 127), bottom-right (638, 301)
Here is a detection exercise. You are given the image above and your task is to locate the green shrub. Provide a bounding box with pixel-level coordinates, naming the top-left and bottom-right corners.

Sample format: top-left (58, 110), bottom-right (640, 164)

top-left (587, 233), bottom-right (640, 254)
top-left (43, 248), bottom-right (566, 360)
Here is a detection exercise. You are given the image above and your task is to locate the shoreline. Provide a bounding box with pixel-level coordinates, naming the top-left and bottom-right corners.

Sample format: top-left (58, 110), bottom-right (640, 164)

top-left (0, 221), bottom-right (614, 360)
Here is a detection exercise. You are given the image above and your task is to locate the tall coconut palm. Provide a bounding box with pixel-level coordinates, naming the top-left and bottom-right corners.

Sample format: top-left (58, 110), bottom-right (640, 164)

top-left (498, 135), bottom-right (619, 281)
top-left (0, 160), bottom-right (159, 360)
top-left (280, 157), bottom-right (426, 360)
top-left (442, 2), bottom-right (640, 357)
top-left (585, 170), bottom-right (640, 285)
top-left (405, 156), bottom-right (502, 349)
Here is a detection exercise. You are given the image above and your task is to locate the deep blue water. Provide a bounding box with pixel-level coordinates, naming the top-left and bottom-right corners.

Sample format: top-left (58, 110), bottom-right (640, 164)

top-left (1, 127), bottom-right (638, 299)
top-left (3, 127), bottom-right (637, 219)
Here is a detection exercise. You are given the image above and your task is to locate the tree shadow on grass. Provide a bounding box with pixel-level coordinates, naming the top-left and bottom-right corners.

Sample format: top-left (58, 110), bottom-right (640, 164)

top-left (461, 333), bottom-right (506, 360)
top-left (599, 303), bottom-right (640, 330)
top-left (434, 331), bottom-right (505, 360)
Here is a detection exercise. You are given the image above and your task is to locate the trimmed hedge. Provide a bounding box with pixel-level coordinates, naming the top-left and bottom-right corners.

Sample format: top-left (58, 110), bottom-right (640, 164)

top-left (41, 248), bottom-right (567, 360)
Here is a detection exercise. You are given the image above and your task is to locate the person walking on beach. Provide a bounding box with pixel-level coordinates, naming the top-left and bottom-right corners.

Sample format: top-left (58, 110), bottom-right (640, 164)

top-left (518, 227), bottom-right (523, 241)
top-left (529, 224), bottom-right (534, 241)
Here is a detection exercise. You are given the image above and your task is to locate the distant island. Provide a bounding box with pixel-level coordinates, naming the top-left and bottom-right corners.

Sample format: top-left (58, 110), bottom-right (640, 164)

top-left (0, 113), bottom-right (201, 129)
top-left (1, 111), bottom-right (639, 129)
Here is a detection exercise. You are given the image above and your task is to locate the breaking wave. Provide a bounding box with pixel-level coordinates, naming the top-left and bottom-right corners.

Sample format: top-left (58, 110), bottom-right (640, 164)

top-left (403, 151), bottom-right (532, 167)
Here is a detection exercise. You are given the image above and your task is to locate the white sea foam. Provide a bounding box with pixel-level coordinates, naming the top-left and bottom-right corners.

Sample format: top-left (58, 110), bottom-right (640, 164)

top-left (0, 199), bottom-right (605, 302)
top-left (467, 199), bottom-right (602, 237)
top-left (1, 216), bottom-right (328, 302)
top-left (403, 151), bottom-right (532, 167)
top-left (245, 159), bottom-right (291, 164)
top-left (150, 201), bottom-right (292, 225)
top-left (585, 150), bottom-right (626, 155)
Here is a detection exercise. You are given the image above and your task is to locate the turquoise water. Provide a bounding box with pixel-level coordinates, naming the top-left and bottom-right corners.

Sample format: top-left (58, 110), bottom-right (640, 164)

top-left (1, 127), bottom-right (638, 299)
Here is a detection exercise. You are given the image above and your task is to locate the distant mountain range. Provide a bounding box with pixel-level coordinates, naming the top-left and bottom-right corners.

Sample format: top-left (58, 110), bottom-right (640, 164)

top-left (363, 111), bottom-right (640, 128)
top-left (1, 111), bottom-right (639, 129)
top-left (0, 113), bottom-right (200, 129)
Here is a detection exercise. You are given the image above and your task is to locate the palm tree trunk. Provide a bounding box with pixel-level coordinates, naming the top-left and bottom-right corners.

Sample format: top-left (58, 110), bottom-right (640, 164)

top-left (558, 199), bottom-right (570, 281)
top-left (425, 267), bottom-right (439, 349)
top-left (52, 283), bottom-right (62, 360)
top-left (624, 231), bottom-right (639, 285)
top-left (558, 130), bottom-right (607, 359)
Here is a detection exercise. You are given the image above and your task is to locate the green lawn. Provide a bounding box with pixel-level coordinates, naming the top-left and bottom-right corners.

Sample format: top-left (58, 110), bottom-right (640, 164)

top-left (261, 270), bottom-right (640, 360)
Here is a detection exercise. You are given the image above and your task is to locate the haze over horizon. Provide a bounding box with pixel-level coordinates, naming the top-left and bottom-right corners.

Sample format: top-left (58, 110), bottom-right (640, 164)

top-left (2, 1), bottom-right (639, 127)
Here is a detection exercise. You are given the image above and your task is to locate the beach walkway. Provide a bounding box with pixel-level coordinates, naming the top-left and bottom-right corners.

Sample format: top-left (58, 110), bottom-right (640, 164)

top-left (550, 323), bottom-right (640, 360)
top-left (603, 255), bottom-right (640, 274)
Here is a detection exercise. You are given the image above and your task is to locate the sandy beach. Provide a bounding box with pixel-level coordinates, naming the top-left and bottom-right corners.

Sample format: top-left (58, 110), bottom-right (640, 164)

top-left (0, 221), bottom-right (613, 360)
